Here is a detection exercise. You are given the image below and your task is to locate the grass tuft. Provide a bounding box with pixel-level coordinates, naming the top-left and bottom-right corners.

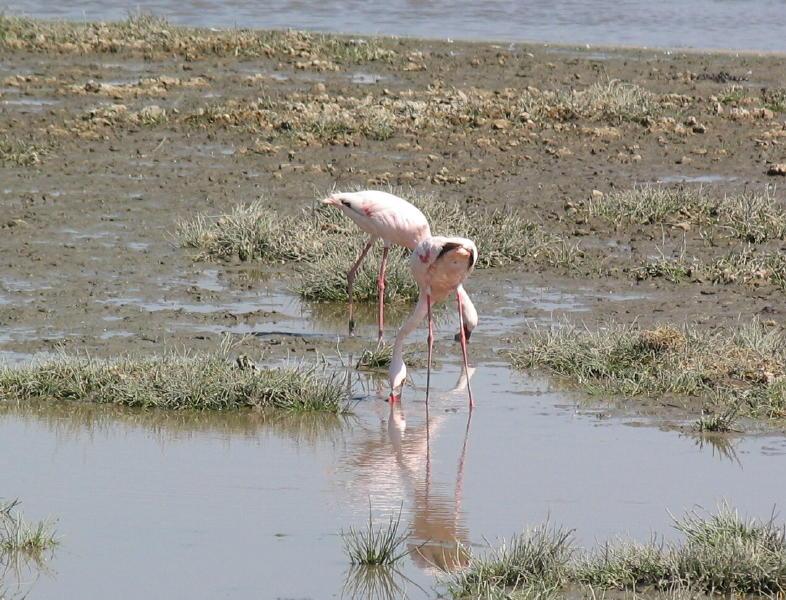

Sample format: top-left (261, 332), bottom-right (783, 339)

top-left (453, 506), bottom-right (786, 597)
top-left (0, 136), bottom-right (47, 166)
top-left (588, 186), bottom-right (786, 243)
top-left (0, 345), bottom-right (347, 413)
top-left (448, 523), bottom-right (574, 598)
top-left (508, 319), bottom-right (786, 419)
top-left (342, 505), bottom-right (411, 566)
top-left (0, 500), bottom-right (58, 558)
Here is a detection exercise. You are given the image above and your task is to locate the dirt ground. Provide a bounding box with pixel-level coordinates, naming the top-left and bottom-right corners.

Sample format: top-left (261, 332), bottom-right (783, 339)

top-left (1, 21), bottom-right (785, 368)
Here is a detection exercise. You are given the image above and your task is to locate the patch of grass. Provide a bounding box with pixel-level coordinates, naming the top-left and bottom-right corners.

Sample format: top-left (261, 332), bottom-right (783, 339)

top-left (588, 187), bottom-right (786, 243)
top-left (0, 500), bottom-right (57, 558)
top-left (342, 505), bottom-right (411, 566)
top-left (297, 243), bottom-right (418, 303)
top-left (0, 344), bottom-right (347, 413)
top-left (507, 319), bottom-right (786, 420)
top-left (356, 344), bottom-right (394, 370)
top-left (762, 88), bottom-right (786, 113)
top-left (0, 136), bottom-right (47, 166)
top-left (575, 539), bottom-right (671, 589)
top-left (452, 506), bottom-right (786, 597)
top-left (693, 407), bottom-right (737, 432)
top-left (633, 254), bottom-right (697, 283)
top-left (561, 79), bottom-right (659, 124)
top-left (448, 523), bottom-right (574, 598)
top-left (708, 246), bottom-right (786, 290)
top-left (177, 189), bottom-right (581, 302)
top-left (0, 15), bottom-right (397, 65)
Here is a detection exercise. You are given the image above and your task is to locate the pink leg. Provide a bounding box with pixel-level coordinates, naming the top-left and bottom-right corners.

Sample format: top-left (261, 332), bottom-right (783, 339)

top-left (457, 292), bottom-right (475, 409)
top-left (377, 246), bottom-right (389, 344)
top-left (426, 294), bottom-right (433, 405)
top-left (347, 239), bottom-right (374, 336)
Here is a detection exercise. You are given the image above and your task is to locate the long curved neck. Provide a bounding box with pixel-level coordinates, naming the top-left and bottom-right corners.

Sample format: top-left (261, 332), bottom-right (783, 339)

top-left (390, 293), bottom-right (429, 395)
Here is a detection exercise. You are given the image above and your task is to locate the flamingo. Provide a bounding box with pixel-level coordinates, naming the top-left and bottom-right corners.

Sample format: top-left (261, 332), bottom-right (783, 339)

top-left (389, 236), bottom-right (478, 409)
top-left (321, 190), bottom-right (477, 344)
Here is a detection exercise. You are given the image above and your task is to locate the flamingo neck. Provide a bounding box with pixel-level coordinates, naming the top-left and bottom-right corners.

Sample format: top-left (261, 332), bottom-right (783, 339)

top-left (389, 294), bottom-right (429, 399)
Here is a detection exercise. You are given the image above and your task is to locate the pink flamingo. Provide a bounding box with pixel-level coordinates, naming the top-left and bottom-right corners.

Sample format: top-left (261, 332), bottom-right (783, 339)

top-left (388, 236), bottom-right (478, 409)
top-left (321, 190), bottom-right (477, 344)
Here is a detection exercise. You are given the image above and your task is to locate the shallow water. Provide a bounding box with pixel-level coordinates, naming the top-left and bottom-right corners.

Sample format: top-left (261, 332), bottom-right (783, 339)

top-left (3, 351), bottom-right (786, 598)
top-left (7, 0), bottom-right (786, 51)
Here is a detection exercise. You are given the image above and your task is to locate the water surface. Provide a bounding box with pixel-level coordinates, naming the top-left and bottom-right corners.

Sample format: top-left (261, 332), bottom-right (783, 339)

top-left (2, 358), bottom-right (785, 599)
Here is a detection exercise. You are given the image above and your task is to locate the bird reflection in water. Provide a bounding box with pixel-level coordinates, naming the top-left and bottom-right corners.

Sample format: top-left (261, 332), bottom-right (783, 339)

top-left (342, 367), bottom-right (475, 598)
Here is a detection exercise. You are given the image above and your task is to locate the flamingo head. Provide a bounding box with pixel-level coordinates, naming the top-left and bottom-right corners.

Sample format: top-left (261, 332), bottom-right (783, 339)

top-left (388, 351), bottom-right (407, 403)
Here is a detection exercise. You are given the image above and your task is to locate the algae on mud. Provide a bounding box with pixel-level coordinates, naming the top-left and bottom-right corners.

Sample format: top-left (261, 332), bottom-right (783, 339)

top-left (0, 348), bottom-right (347, 412)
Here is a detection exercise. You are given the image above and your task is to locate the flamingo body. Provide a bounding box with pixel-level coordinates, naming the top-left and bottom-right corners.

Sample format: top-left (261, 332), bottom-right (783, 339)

top-left (389, 236), bottom-right (478, 409)
top-left (321, 190), bottom-right (478, 343)
top-left (322, 190), bottom-right (430, 250)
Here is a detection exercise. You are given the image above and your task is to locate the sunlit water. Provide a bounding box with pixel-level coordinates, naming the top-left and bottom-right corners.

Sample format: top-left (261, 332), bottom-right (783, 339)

top-left (2, 355), bottom-right (785, 599)
top-left (6, 0), bottom-right (786, 51)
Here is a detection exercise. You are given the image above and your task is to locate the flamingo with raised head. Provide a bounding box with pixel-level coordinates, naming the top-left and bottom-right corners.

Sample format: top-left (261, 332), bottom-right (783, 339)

top-left (388, 236), bottom-right (478, 409)
top-left (321, 190), bottom-right (477, 344)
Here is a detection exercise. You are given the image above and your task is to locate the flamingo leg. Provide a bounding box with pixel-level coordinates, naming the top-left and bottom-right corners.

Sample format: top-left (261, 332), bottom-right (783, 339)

top-left (377, 246), bottom-right (389, 344)
top-left (426, 294), bottom-right (433, 405)
top-left (346, 239), bottom-right (374, 336)
top-left (457, 292), bottom-right (475, 409)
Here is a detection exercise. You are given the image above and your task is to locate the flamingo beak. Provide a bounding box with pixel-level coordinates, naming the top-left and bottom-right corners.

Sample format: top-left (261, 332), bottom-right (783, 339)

top-left (388, 393), bottom-right (400, 403)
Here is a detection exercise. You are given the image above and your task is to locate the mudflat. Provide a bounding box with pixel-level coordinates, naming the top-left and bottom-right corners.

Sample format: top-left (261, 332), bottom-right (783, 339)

top-left (1, 17), bottom-right (784, 365)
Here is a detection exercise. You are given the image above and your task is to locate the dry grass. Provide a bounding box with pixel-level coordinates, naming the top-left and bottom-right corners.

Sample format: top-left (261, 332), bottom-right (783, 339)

top-left (0, 344), bottom-right (347, 413)
top-left (508, 319), bottom-right (786, 420)
top-left (0, 136), bottom-right (47, 166)
top-left (0, 14), bottom-right (397, 64)
top-left (588, 187), bottom-right (786, 243)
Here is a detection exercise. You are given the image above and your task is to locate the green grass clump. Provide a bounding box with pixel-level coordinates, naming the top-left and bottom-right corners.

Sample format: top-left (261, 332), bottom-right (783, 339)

top-left (448, 523), bottom-right (574, 598)
top-left (342, 507), bottom-right (411, 566)
top-left (0, 500), bottom-right (57, 558)
top-left (588, 187), bottom-right (786, 243)
top-left (507, 319), bottom-right (786, 419)
top-left (177, 189), bottom-right (581, 302)
top-left (0, 346), bottom-right (347, 413)
top-left (451, 506), bottom-right (786, 597)
top-left (297, 243), bottom-right (418, 303)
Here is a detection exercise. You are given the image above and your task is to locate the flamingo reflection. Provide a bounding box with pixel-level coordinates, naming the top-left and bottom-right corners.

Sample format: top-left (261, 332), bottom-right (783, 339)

top-left (344, 367), bottom-right (476, 576)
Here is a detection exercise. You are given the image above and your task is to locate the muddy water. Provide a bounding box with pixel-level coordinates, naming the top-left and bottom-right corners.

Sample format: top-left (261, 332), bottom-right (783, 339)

top-left (8, 0), bottom-right (786, 51)
top-left (3, 351), bottom-right (786, 598)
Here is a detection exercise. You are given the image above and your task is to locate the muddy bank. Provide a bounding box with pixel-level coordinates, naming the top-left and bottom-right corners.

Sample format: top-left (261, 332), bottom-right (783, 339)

top-left (0, 17), bottom-right (784, 389)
